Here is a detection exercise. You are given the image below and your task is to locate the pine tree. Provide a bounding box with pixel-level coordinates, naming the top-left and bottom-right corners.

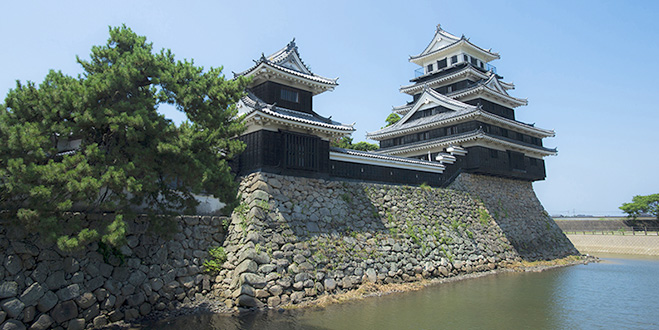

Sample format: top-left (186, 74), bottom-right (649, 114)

top-left (0, 25), bottom-right (248, 250)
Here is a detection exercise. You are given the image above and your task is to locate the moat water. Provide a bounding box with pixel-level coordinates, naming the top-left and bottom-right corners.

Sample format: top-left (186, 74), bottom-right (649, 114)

top-left (145, 254), bottom-right (659, 330)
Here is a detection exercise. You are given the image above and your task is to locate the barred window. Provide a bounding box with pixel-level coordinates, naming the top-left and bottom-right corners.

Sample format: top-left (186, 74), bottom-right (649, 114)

top-left (280, 88), bottom-right (299, 103)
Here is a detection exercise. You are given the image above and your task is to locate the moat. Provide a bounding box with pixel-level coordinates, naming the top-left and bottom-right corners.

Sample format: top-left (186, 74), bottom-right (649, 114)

top-left (146, 254), bottom-right (659, 330)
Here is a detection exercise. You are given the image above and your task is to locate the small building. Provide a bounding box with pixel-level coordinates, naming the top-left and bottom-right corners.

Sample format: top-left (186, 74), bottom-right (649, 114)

top-left (234, 40), bottom-right (446, 185)
top-left (367, 25), bottom-right (557, 184)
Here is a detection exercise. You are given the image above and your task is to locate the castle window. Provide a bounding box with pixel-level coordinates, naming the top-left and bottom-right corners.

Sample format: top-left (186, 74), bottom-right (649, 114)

top-left (427, 63), bottom-right (434, 73)
top-left (463, 54), bottom-right (469, 62)
top-left (451, 55), bottom-right (458, 64)
top-left (470, 57), bottom-right (478, 66)
top-left (280, 88), bottom-right (299, 103)
top-left (437, 58), bottom-right (447, 69)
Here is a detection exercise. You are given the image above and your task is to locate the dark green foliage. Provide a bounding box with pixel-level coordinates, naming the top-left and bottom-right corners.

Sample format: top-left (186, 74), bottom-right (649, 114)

top-left (330, 136), bottom-right (378, 151)
top-left (0, 25), bottom-right (248, 251)
top-left (620, 194), bottom-right (659, 220)
top-left (203, 246), bottom-right (227, 273)
top-left (385, 113), bottom-right (401, 127)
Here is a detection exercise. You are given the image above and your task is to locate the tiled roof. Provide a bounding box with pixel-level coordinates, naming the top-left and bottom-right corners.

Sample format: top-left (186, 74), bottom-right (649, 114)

top-left (330, 147), bottom-right (445, 168)
top-left (234, 39), bottom-right (338, 86)
top-left (241, 92), bottom-right (354, 131)
top-left (376, 129), bottom-right (557, 156)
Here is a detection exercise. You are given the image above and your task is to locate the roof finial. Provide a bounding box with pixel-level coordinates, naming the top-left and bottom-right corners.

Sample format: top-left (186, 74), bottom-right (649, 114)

top-left (288, 38), bottom-right (297, 50)
top-left (436, 23), bottom-right (442, 31)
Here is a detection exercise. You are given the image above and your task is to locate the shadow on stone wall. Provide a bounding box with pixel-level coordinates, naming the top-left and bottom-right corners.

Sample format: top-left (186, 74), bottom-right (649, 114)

top-left (218, 172), bottom-right (522, 309)
top-left (450, 173), bottom-right (580, 260)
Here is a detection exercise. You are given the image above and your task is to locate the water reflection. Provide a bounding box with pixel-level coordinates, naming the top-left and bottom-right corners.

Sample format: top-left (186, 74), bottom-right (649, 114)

top-left (146, 256), bottom-right (659, 330)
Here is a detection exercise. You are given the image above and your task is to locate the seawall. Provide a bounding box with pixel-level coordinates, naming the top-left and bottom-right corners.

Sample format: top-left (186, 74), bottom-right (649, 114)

top-left (566, 234), bottom-right (659, 256)
top-left (215, 172), bottom-right (578, 308)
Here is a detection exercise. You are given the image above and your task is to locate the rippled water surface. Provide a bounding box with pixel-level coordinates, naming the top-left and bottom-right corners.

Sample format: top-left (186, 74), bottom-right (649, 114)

top-left (146, 255), bottom-right (659, 330)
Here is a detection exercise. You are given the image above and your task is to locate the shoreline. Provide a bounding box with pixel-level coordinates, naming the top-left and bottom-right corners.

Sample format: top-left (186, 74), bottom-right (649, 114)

top-left (114, 255), bottom-right (593, 329)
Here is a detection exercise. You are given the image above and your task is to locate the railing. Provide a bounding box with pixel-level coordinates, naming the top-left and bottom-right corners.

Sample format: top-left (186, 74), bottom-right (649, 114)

top-left (486, 63), bottom-right (497, 74)
top-left (414, 67), bottom-right (425, 78)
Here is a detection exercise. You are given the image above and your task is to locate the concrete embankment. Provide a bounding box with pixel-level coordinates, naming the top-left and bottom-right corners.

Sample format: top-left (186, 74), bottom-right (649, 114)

top-left (566, 234), bottom-right (659, 256)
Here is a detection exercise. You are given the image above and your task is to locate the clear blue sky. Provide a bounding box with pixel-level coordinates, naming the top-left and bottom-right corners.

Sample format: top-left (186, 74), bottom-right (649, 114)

top-left (2, 0), bottom-right (657, 216)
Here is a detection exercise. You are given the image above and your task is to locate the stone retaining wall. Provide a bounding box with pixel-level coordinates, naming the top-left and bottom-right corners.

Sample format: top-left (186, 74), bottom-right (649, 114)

top-left (0, 215), bottom-right (226, 330)
top-left (449, 173), bottom-right (579, 260)
top-left (215, 172), bottom-right (574, 309)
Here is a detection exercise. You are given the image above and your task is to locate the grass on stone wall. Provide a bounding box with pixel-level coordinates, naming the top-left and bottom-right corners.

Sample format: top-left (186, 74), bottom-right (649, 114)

top-left (203, 246), bottom-right (227, 273)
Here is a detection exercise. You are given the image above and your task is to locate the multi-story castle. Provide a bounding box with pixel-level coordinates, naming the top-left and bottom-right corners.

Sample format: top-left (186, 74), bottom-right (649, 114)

top-left (367, 24), bottom-right (556, 184)
top-left (234, 25), bottom-right (556, 187)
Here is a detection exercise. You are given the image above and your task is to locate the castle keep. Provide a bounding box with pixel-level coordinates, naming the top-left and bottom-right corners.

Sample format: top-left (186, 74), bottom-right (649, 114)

top-left (234, 25), bottom-right (556, 187)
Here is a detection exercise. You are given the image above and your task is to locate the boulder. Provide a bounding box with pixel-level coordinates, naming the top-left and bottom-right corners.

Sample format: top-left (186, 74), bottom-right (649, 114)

top-left (0, 283), bottom-right (18, 299)
top-left (28, 314), bottom-right (52, 330)
top-left (36, 291), bottom-right (58, 313)
top-left (0, 319), bottom-right (25, 330)
top-left (19, 283), bottom-right (45, 307)
top-left (50, 300), bottom-right (78, 324)
top-left (1, 298), bottom-right (25, 318)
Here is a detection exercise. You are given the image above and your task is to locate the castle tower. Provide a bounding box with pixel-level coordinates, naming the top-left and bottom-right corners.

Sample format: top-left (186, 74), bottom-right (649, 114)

top-left (234, 40), bottom-right (355, 177)
top-left (367, 25), bottom-right (556, 183)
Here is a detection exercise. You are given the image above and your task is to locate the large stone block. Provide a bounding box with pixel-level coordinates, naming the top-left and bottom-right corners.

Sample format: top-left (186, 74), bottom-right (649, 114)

top-left (56, 284), bottom-right (80, 302)
top-left (1, 298), bottom-right (24, 318)
top-left (50, 300), bottom-right (78, 324)
top-left (19, 283), bottom-right (45, 307)
top-left (28, 314), bottom-right (52, 330)
top-left (0, 283), bottom-right (18, 299)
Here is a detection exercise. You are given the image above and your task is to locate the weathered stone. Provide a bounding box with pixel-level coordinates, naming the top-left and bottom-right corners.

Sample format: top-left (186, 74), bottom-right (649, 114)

top-left (232, 285), bottom-right (254, 298)
top-left (0, 311), bottom-right (5, 324)
top-left (0, 319), bottom-right (25, 330)
top-left (124, 308), bottom-right (140, 321)
top-left (0, 283), bottom-right (18, 299)
top-left (51, 300), bottom-right (79, 324)
top-left (365, 268), bottom-right (377, 283)
top-left (127, 293), bottom-right (145, 307)
top-left (107, 310), bottom-right (123, 322)
top-left (234, 259), bottom-right (258, 275)
top-left (36, 292), bottom-right (57, 315)
top-left (269, 285), bottom-right (283, 296)
top-left (240, 273), bottom-right (266, 289)
top-left (28, 314), bottom-right (53, 330)
top-left (67, 318), bottom-right (85, 330)
top-left (63, 257), bottom-right (79, 274)
top-left (150, 278), bottom-right (164, 292)
top-left (74, 292), bottom-right (95, 309)
top-left (4, 256), bottom-right (22, 276)
top-left (82, 303), bottom-right (99, 322)
top-left (128, 271), bottom-right (147, 287)
top-left (290, 291), bottom-right (305, 303)
top-left (324, 279), bottom-right (336, 291)
top-left (111, 267), bottom-right (130, 282)
top-left (92, 315), bottom-right (108, 328)
top-left (235, 295), bottom-right (261, 308)
top-left (19, 283), bottom-right (45, 307)
top-left (56, 284), bottom-right (80, 301)
top-left (1, 298), bottom-right (25, 318)
top-left (45, 271), bottom-right (66, 291)
top-left (139, 302), bottom-right (152, 316)
top-left (22, 306), bottom-right (35, 323)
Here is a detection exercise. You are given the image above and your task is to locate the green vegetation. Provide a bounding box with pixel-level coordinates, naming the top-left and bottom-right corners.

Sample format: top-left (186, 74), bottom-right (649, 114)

top-left (478, 209), bottom-right (489, 226)
top-left (0, 25), bottom-right (248, 251)
top-left (620, 194), bottom-right (659, 220)
top-left (384, 113), bottom-right (401, 127)
top-left (331, 136), bottom-right (379, 151)
top-left (203, 246), bottom-right (227, 273)
top-left (419, 182), bottom-right (432, 192)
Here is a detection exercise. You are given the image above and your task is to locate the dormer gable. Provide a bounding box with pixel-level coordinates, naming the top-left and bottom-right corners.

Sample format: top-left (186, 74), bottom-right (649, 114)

top-left (394, 88), bottom-right (476, 127)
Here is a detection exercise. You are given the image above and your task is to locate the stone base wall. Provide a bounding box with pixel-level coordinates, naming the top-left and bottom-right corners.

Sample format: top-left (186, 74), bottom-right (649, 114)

top-left (449, 173), bottom-right (579, 260)
top-left (0, 215), bottom-right (226, 330)
top-left (216, 172), bottom-right (524, 309)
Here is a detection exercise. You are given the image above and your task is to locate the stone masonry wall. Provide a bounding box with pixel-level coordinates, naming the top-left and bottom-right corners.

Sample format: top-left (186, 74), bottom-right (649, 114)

top-left (0, 215), bottom-right (226, 330)
top-left (215, 172), bottom-right (524, 309)
top-left (449, 173), bottom-right (579, 260)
